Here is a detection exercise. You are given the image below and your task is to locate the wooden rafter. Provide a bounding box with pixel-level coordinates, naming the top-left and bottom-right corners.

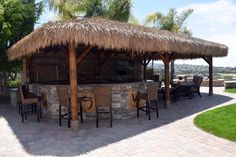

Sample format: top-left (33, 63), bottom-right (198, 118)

top-left (135, 53), bottom-right (145, 65)
top-left (170, 53), bottom-right (177, 61)
top-left (77, 46), bottom-right (92, 64)
top-left (159, 52), bottom-right (175, 63)
top-left (134, 52), bottom-right (156, 81)
top-left (135, 52), bottom-right (155, 66)
top-left (202, 56), bottom-right (212, 65)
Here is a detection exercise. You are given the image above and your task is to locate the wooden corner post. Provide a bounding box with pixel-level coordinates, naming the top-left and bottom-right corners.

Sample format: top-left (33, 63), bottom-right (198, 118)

top-left (23, 57), bottom-right (31, 85)
top-left (203, 56), bottom-right (213, 96)
top-left (22, 58), bottom-right (27, 85)
top-left (159, 53), bottom-right (171, 108)
top-left (208, 57), bottom-right (213, 96)
top-left (68, 40), bottom-right (79, 131)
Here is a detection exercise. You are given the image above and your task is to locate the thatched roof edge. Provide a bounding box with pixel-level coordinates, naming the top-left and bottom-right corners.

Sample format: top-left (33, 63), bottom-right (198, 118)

top-left (8, 17), bottom-right (228, 60)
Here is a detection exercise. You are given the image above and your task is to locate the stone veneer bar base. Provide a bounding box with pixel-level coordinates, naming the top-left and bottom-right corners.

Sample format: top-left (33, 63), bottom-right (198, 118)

top-left (29, 82), bottom-right (146, 120)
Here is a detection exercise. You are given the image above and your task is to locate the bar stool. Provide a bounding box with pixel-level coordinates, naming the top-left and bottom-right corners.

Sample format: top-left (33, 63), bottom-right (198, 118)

top-left (19, 85), bottom-right (42, 123)
top-left (56, 87), bottom-right (94, 127)
top-left (56, 86), bottom-right (71, 128)
top-left (77, 96), bottom-right (93, 123)
top-left (93, 87), bottom-right (112, 128)
top-left (133, 82), bottom-right (159, 120)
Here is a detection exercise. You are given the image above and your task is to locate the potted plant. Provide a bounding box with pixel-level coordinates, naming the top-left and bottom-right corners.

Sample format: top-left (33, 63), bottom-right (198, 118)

top-left (8, 78), bottom-right (20, 107)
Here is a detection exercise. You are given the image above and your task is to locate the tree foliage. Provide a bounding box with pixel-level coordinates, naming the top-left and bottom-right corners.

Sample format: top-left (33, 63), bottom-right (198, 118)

top-left (0, 0), bottom-right (43, 87)
top-left (144, 8), bottom-right (193, 36)
top-left (47, 0), bottom-right (132, 22)
top-left (144, 8), bottom-right (193, 81)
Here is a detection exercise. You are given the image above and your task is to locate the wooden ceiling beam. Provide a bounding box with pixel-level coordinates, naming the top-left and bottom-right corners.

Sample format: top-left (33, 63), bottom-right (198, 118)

top-left (77, 46), bottom-right (92, 64)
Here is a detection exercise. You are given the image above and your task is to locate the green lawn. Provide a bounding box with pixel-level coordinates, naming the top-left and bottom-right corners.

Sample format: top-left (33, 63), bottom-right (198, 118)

top-left (194, 104), bottom-right (236, 142)
top-left (224, 88), bottom-right (236, 94)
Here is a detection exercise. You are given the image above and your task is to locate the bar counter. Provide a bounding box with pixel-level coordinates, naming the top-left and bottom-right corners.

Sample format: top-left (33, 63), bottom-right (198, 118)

top-left (29, 82), bottom-right (147, 119)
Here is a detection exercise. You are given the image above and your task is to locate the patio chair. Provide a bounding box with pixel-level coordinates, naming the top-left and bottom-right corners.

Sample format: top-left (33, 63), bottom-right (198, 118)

top-left (192, 75), bottom-right (203, 97)
top-left (93, 87), bottom-right (112, 128)
top-left (171, 83), bottom-right (193, 102)
top-left (19, 85), bottom-right (41, 123)
top-left (56, 86), bottom-right (71, 128)
top-left (133, 82), bottom-right (159, 120)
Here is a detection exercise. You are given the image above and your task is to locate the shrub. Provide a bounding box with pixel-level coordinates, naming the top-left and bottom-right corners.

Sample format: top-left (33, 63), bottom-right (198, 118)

top-left (7, 78), bottom-right (21, 88)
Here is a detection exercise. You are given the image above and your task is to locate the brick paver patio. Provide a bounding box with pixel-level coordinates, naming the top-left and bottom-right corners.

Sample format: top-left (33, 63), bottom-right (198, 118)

top-left (0, 87), bottom-right (236, 157)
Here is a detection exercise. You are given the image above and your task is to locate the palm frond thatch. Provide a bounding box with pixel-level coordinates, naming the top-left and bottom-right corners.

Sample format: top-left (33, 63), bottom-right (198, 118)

top-left (8, 17), bottom-right (228, 60)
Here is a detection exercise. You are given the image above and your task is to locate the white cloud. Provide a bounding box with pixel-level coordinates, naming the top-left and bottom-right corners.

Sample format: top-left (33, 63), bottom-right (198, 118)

top-left (176, 0), bottom-right (236, 67)
top-left (47, 11), bottom-right (58, 21)
top-left (36, 10), bottom-right (57, 28)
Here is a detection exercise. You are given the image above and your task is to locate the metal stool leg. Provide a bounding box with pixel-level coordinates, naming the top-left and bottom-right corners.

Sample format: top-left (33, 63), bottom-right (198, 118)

top-left (96, 107), bottom-right (99, 128)
top-left (148, 101), bottom-right (151, 120)
top-left (59, 105), bottom-right (62, 126)
top-left (80, 103), bottom-right (83, 123)
top-left (110, 106), bottom-right (112, 127)
top-left (68, 106), bottom-right (70, 128)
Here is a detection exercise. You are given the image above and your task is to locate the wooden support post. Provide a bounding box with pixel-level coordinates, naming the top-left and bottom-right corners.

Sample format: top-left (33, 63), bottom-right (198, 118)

top-left (170, 61), bottom-right (175, 81)
top-left (24, 57), bottom-right (32, 84)
top-left (135, 53), bottom-right (153, 82)
top-left (143, 55), bottom-right (147, 81)
top-left (143, 64), bottom-right (147, 81)
top-left (160, 53), bottom-right (171, 108)
top-left (22, 58), bottom-right (27, 85)
top-left (68, 40), bottom-right (79, 131)
top-left (208, 57), bottom-right (213, 96)
top-left (203, 56), bottom-right (213, 96)
top-left (164, 57), bottom-right (170, 108)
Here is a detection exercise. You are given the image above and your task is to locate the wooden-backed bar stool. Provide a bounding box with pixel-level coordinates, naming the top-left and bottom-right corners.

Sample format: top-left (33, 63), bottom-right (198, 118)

top-left (133, 82), bottom-right (159, 120)
top-left (56, 86), bottom-right (93, 127)
top-left (93, 87), bottom-right (113, 128)
top-left (56, 86), bottom-right (71, 128)
top-left (19, 85), bottom-right (42, 123)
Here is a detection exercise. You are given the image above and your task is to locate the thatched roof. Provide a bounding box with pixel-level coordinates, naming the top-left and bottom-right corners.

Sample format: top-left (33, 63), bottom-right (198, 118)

top-left (8, 17), bottom-right (228, 61)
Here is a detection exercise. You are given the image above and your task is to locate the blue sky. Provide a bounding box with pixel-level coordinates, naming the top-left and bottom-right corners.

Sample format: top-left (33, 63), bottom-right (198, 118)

top-left (38, 0), bottom-right (236, 67)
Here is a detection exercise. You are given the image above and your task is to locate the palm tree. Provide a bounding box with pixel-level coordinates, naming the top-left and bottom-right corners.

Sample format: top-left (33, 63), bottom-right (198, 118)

top-left (47, 0), bottom-right (132, 22)
top-left (144, 8), bottom-right (193, 81)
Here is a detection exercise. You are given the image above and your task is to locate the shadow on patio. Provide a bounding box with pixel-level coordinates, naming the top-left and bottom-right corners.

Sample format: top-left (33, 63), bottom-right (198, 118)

top-left (0, 89), bottom-right (233, 156)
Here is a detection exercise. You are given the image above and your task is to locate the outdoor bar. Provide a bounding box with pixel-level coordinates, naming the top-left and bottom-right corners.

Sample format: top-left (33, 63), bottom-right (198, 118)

top-left (27, 49), bottom-right (145, 119)
top-left (8, 17), bottom-right (228, 130)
